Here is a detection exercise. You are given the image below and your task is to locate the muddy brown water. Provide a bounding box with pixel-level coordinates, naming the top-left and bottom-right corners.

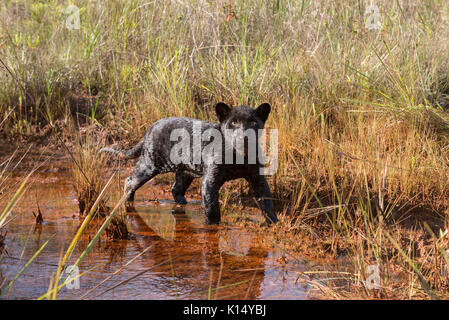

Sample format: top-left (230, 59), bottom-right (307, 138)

top-left (0, 153), bottom-right (328, 300)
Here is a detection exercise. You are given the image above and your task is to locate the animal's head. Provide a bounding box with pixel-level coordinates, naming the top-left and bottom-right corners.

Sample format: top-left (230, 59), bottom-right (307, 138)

top-left (215, 102), bottom-right (271, 159)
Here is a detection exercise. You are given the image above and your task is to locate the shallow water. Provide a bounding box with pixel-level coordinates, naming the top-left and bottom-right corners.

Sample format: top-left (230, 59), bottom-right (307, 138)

top-left (0, 163), bottom-right (315, 300)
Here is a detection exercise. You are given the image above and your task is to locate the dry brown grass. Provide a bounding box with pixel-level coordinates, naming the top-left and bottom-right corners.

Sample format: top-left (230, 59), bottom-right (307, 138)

top-left (70, 132), bottom-right (129, 239)
top-left (70, 133), bottom-right (109, 217)
top-left (2, 0), bottom-right (449, 298)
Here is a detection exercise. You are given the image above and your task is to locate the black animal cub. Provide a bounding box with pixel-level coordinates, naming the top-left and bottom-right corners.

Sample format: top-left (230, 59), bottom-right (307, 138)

top-left (100, 102), bottom-right (277, 225)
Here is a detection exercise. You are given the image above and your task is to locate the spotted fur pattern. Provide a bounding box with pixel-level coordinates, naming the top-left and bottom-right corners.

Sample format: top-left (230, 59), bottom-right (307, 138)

top-left (100, 102), bottom-right (277, 225)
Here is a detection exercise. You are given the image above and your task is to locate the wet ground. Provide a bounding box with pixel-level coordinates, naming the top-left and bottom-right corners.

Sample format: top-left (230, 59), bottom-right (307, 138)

top-left (0, 150), bottom-right (323, 300)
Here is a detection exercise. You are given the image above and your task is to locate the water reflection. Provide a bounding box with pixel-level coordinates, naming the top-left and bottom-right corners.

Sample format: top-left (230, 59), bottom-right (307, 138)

top-left (123, 203), bottom-right (268, 299)
top-left (1, 172), bottom-right (308, 300)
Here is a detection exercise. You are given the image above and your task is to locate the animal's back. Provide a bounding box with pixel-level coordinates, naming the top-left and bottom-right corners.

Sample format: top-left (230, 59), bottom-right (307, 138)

top-left (142, 117), bottom-right (218, 175)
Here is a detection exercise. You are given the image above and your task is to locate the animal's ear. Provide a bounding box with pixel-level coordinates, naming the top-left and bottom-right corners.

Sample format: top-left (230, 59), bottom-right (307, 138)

top-left (215, 102), bottom-right (231, 122)
top-left (255, 103), bottom-right (271, 123)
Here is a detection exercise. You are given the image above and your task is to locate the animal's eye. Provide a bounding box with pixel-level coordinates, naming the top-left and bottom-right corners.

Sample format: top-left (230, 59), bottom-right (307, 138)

top-left (249, 120), bottom-right (257, 127)
top-left (229, 120), bottom-right (238, 127)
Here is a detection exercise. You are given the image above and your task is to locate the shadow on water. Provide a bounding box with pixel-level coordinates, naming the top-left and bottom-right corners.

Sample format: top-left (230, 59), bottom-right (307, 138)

top-left (0, 170), bottom-right (311, 300)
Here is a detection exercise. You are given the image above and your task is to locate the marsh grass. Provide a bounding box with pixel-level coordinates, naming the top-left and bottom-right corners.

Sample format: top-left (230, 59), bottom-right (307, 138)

top-left (40, 182), bottom-right (127, 300)
top-left (70, 132), bottom-right (108, 217)
top-left (69, 132), bottom-right (128, 239)
top-left (0, 154), bottom-right (60, 298)
top-left (2, 0), bottom-right (449, 298)
top-left (0, 140), bottom-right (32, 259)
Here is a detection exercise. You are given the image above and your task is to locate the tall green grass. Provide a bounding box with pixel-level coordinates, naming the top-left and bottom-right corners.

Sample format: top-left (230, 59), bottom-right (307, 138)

top-left (2, 0), bottom-right (449, 298)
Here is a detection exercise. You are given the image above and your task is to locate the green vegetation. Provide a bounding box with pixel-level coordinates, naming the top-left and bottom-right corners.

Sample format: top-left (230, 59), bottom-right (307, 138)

top-left (1, 0), bottom-right (449, 299)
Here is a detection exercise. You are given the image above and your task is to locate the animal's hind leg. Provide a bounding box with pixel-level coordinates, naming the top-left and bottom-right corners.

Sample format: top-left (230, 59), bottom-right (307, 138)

top-left (124, 157), bottom-right (159, 204)
top-left (171, 171), bottom-right (194, 204)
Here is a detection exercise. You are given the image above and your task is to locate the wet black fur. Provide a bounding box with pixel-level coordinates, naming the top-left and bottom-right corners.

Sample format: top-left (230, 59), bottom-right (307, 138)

top-left (100, 102), bottom-right (277, 225)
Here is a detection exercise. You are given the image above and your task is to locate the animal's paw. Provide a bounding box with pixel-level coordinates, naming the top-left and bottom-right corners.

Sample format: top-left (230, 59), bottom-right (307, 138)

top-left (125, 202), bottom-right (136, 212)
top-left (173, 195), bottom-right (188, 205)
top-left (205, 217), bottom-right (220, 225)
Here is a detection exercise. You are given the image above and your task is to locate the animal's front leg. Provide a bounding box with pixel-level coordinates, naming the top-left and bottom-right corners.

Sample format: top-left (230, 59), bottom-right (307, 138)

top-left (247, 175), bottom-right (278, 224)
top-left (172, 171), bottom-right (194, 204)
top-left (201, 173), bottom-right (223, 225)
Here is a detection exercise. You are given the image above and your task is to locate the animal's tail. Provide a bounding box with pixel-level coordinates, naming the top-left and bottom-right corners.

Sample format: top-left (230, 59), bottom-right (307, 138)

top-left (99, 140), bottom-right (143, 159)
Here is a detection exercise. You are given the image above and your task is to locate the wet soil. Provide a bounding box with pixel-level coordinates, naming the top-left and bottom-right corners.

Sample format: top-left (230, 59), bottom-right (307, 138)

top-left (0, 149), bottom-right (321, 299)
